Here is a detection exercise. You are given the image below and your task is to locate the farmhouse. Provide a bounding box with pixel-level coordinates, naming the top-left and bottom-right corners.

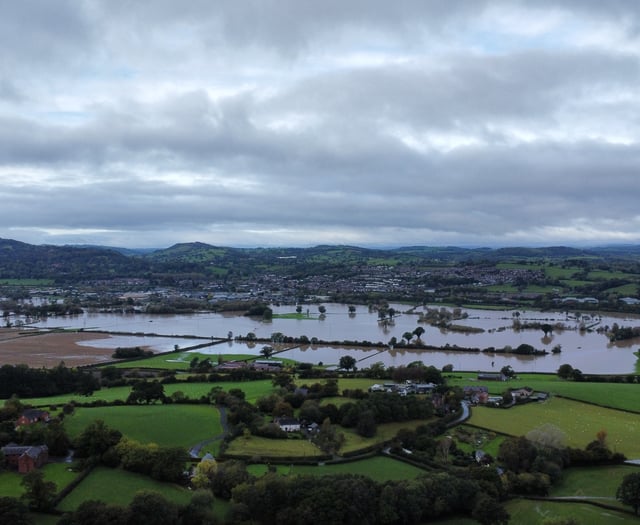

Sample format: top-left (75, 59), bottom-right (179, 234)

top-left (463, 386), bottom-right (489, 404)
top-left (1, 444), bottom-right (49, 473)
top-left (510, 387), bottom-right (534, 401)
top-left (275, 417), bottom-right (301, 432)
top-left (16, 409), bottom-right (50, 427)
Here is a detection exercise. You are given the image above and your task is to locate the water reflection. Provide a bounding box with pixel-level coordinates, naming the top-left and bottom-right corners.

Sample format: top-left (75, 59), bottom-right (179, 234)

top-left (32, 303), bottom-right (640, 374)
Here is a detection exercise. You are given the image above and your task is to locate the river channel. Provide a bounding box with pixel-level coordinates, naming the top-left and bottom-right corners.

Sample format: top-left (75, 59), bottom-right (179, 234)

top-left (32, 304), bottom-right (640, 375)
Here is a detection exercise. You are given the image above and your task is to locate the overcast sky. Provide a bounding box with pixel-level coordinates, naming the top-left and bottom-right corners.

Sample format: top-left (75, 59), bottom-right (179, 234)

top-left (2, 1), bottom-right (640, 249)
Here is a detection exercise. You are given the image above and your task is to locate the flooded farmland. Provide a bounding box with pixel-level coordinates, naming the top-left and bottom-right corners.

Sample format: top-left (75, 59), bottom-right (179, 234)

top-left (32, 304), bottom-right (640, 374)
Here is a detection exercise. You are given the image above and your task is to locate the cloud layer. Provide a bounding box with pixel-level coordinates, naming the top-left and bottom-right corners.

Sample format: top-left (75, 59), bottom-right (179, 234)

top-left (2, 1), bottom-right (639, 248)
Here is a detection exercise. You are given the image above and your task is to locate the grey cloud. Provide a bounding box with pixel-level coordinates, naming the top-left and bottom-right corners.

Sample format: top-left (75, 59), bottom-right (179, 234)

top-left (1, 2), bottom-right (640, 247)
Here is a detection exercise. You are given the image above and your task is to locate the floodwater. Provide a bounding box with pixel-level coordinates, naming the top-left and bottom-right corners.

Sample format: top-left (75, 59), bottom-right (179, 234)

top-left (31, 303), bottom-right (640, 374)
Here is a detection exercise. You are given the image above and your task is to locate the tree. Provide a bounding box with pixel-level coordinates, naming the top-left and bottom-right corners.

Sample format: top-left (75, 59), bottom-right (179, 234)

top-left (339, 355), bottom-right (357, 372)
top-left (500, 365), bottom-right (515, 379)
top-left (191, 458), bottom-right (218, 489)
top-left (21, 470), bottom-right (56, 511)
top-left (498, 436), bottom-right (537, 473)
top-left (472, 493), bottom-right (510, 525)
top-left (260, 346), bottom-right (274, 359)
top-left (180, 489), bottom-right (216, 525)
top-left (526, 424), bottom-right (567, 450)
top-left (318, 305), bottom-right (326, 315)
top-left (356, 410), bottom-right (377, 438)
top-left (413, 326), bottom-right (425, 341)
top-left (402, 331), bottom-right (414, 344)
top-left (541, 323), bottom-right (553, 337)
top-left (128, 490), bottom-right (179, 525)
top-left (313, 417), bottom-right (345, 454)
top-left (127, 381), bottom-right (165, 404)
top-left (58, 500), bottom-right (129, 525)
top-left (0, 497), bottom-right (31, 525)
top-left (74, 420), bottom-right (122, 460)
top-left (557, 363), bottom-right (574, 380)
top-left (210, 460), bottom-right (250, 499)
top-left (618, 472), bottom-right (640, 515)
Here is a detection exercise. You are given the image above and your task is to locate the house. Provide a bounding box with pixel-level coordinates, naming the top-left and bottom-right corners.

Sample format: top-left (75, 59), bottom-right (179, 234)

top-left (1, 444), bottom-right (49, 473)
top-left (275, 417), bottom-right (301, 432)
top-left (463, 386), bottom-right (489, 404)
top-left (510, 387), bottom-right (534, 401)
top-left (16, 409), bottom-right (50, 427)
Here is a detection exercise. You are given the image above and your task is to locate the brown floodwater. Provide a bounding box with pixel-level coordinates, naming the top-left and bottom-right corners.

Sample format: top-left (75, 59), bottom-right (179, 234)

top-left (33, 304), bottom-right (640, 374)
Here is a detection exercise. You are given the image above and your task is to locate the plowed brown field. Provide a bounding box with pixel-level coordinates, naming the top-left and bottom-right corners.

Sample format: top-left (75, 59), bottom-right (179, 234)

top-left (0, 329), bottom-right (116, 367)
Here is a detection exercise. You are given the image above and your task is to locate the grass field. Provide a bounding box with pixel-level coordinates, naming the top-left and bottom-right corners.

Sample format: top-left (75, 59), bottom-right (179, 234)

top-left (340, 420), bottom-right (432, 454)
top-left (446, 373), bottom-right (640, 412)
top-left (56, 467), bottom-right (194, 511)
top-left (468, 397), bottom-right (640, 457)
top-left (504, 498), bottom-right (635, 524)
top-left (106, 352), bottom-right (299, 370)
top-left (24, 386), bottom-right (133, 407)
top-left (224, 434), bottom-right (324, 458)
top-left (246, 455), bottom-right (427, 482)
top-left (64, 405), bottom-right (222, 448)
top-left (551, 465), bottom-right (638, 504)
top-left (0, 278), bottom-right (54, 285)
top-left (0, 462), bottom-right (81, 499)
top-left (0, 470), bottom-right (25, 498)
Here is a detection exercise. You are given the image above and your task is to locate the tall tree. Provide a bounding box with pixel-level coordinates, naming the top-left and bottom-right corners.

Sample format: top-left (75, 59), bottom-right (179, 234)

top-left (617, 472), bottom-right (640, 515)
top-left (339, 355), bottom-right (357, 372)
top-left (21, 471), bottom-right (56, 511)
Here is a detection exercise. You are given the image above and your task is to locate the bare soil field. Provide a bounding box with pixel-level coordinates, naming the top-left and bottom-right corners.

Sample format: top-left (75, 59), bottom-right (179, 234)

top-left (0, 329), bottom-right (118, 367)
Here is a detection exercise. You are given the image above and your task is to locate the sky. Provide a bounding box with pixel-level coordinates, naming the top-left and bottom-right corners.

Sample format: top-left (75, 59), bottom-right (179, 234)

top-left (2, 1), bottom-right (640, 249)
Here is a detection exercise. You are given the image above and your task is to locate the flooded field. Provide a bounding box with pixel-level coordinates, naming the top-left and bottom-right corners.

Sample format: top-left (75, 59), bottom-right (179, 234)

top-left (31, 304), bottom-right (640, 374)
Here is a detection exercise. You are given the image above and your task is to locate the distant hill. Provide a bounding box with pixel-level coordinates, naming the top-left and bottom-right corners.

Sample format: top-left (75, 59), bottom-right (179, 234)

top-left (0, 238), bottom-right (148, 281)
top-left (1, 237), bottom-right (640, 282)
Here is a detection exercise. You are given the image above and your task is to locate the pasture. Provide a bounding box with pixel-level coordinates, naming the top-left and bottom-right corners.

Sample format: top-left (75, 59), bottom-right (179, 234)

top-left (64, 405), bottom-right (222, 448)
top-left (56, 467), bottom-right (193, 511)
top-left (224, 434), bottom-right (324, 458)
top-left (105, 352), bottom-right (288, 370)
top-left (0, 462), bottom-right (80, 499)
top-left (247, 455), bottom-right (427, 482)
top-left (446, 373), bottom-right (640, 412)
top-left (504, 498), bottom-right (635, 525)
top-left (468, 397), bottom-right (640, 457)
top-left (551, 465), bottom-right (638, 505)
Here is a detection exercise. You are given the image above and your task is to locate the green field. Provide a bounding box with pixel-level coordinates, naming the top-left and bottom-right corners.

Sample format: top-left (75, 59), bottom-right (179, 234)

top-left (468, 397), bottom-right (640, 457)
top-left (446, 373), bottom-right (640, 412)
top-left (504, 498), bottom-right (635, 525)
top-left (23, 386), bottom-right (134, 407)
top-left (247, 455), bottom-right (427, 482)
top-left (56, 467), bottom-right (194, 511)
top-left (224, 434), bottom-right (324, 458)
top-left (340, 420), bottom-right (432, 454)
top-left (551, 465), bottom-right (638, 504)
top-left (0, 462), bottom-right (80, 499)
top-left (0, 278), bottom-right (54, 285)
top-left (272, 312), bottom-right (318, 320)
top-left (64, 405), bottom-right (222, 448)
top-left (0, 470), bottom-right (25, 498)
top-left (105, 352), bottom-right (299, 370)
